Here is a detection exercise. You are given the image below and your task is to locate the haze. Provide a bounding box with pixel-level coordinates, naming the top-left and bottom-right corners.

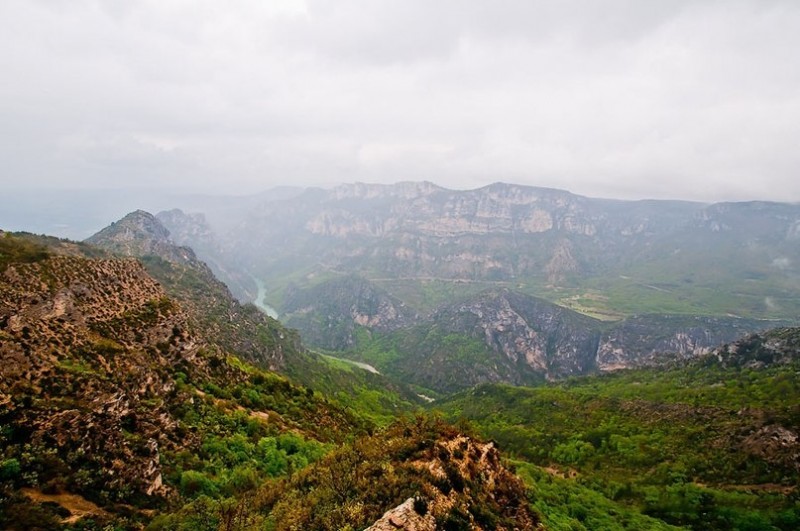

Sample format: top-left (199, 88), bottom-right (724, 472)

top-left (1, 0), bottom-right (800, 203)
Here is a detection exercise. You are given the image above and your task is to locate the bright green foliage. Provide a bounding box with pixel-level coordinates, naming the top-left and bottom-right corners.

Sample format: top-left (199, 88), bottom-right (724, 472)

top-left (435, 357), bottom-right (800, 530)
top-left (514, 461), bottom-right (680, 530)
top-left (0, 458), bottom-right (21, 481)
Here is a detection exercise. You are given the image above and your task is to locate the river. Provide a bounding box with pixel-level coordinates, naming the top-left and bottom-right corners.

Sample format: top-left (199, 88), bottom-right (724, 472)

top-left (321, 354), bottom-right (381, 374)
top-left (252, 277), bottom-right (279, 319)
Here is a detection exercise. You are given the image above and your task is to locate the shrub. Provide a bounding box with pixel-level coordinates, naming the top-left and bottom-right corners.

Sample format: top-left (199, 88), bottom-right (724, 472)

top-left (0, 458), bottom-right (21, 481)
top-left (179, 471), bottom-right (219, 498)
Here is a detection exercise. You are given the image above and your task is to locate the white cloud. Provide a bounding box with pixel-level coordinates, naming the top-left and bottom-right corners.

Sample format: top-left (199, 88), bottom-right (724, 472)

top-left (1, 0), bottom-right (800, 201)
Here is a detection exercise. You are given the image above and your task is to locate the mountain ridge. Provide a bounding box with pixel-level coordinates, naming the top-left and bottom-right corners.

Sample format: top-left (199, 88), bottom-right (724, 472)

top-left (154, 180), bottom-right (800, 321)
top-left (283, 275), bottom-right (786, 391)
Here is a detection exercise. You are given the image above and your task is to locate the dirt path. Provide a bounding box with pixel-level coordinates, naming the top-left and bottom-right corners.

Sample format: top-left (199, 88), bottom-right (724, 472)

top-left (22, 488), bottom-right (110, 524)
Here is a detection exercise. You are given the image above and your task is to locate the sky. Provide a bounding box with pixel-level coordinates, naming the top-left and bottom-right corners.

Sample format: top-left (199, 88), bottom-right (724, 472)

top-left (1, 0), bottom-right (800, 202)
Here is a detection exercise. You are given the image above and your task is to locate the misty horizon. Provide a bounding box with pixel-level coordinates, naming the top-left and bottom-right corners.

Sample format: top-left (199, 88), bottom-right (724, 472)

top-left (2, 1), bottom-right (800, 205)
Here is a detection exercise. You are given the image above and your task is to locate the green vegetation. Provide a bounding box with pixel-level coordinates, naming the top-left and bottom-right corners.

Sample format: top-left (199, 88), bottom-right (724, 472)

top-left (374, 277), bottom-right (508, 314)
top-left (5, 213), bottom-right (800, 530)
top-left (0, 232), bottom-right (50, 269)
top-left (0, 231), bottom-right (105, 271)
top-left (434, 355), bottom-right (800, 530)
top-left (339, 324), bottom-right (515, 395)
top-left (0, 346), bottom-right (370, 529)
top-left (151, 415), bottom-right (536, 530)
top-left (514, 461), bottom-right (680, 530)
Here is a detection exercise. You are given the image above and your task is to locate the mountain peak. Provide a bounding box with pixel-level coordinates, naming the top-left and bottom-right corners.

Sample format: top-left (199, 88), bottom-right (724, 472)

top-left (85, 210), bottom-right (197, 264)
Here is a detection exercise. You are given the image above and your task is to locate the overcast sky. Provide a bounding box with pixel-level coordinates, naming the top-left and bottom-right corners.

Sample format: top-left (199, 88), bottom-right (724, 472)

top-left (1, 0), bottom-right (799, 202)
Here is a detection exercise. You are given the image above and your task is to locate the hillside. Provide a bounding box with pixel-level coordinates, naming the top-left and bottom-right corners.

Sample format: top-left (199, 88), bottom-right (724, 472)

top-left (434, 328), bottom-right (800, 529)
top-left (0, 233), bottom-right (363, 526)
top-left (4, 218), bottom-right (799, 529)
top-left (284, 277), bottom-right (783, 392)
top-left (282, 274), bottom-right (418, 350)
top-left (85, 211), bottom-right (423, 420)
top-left (0, 231), bottom-right (536, 529)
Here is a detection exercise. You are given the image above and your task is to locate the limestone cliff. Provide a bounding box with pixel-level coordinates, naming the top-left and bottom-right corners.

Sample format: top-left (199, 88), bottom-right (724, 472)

top-left (281, 277), bottom-right (782, 391)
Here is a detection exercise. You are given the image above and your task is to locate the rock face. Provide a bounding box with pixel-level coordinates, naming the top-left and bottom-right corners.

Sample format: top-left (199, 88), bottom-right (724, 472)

top-left (282, 278), bottom-right (782, 391)
top-left (282, 275), bottom-right (418, 350)
top-left (595, 314), bottom-right (779, 371)
top-left (432, 289), bottom-right (601, 381)
top-left (227, 181), bottom-right (691, 284)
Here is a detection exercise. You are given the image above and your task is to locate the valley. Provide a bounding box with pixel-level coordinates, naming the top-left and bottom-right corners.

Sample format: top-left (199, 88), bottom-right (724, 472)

top-left (2, 184), bottom-right (800, 530)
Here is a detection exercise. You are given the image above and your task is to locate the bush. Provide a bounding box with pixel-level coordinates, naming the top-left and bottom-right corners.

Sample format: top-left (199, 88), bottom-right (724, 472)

top-left (0, 458), bottom-right (21, 481)
top-left (179, 471), bottom-right (219, 498)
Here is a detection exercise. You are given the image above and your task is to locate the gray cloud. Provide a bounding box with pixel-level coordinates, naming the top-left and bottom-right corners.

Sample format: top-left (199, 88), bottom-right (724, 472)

top-left (1, 0), bottom-right (799, 201)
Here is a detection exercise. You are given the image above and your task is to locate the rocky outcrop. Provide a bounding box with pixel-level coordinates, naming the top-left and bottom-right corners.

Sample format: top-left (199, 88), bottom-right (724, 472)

top-left (85, 210), bottom-right (198, 266)
top-left (364, 434), bottom-right (539, 531)
top-left (740, 425), bottom-right (800, 473)
top-left (433, 289), bottom-right (601, 381)
top-left (366, 497), bottom-right (436, 531)
top-left (596, 315), bottom-right (780, 371)
top-left (707, 327), bottom-right (800, 369)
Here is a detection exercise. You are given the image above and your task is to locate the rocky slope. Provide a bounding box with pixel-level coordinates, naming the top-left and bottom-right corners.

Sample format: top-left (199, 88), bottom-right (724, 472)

top-left (0, 235), bottom-right (352, 526)
top-left (0, 232), bottom-right (539, 529)
top-left (251, 416), bottom-right (539, 530)
top-left (283, 277), bottom-right (782, 391)
top-left (706, 326), bottom-right (800, 369)
top-left (0, 252), bottom-right (190, 500)
top-left (86, 210), bottom-right (311, 374)
top-left (595, 314), bottom-right (781, 370)
top-left (282, 274), bottom-right (418, 350)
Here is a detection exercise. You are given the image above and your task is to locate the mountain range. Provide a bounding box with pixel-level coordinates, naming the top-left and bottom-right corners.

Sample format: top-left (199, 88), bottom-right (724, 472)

top-left (3, 183), bottom-right (800, 529)
top-left (156, 181), bottom-right (800, 322)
